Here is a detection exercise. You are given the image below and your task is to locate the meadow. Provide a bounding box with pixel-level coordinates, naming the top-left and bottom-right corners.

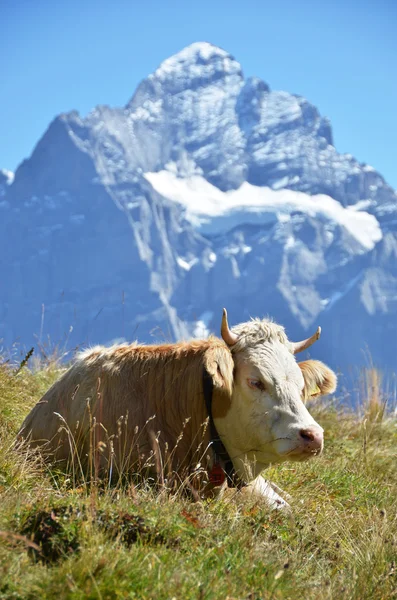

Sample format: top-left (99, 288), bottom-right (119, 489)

top-left (0, 356), bottom-right (396, 599)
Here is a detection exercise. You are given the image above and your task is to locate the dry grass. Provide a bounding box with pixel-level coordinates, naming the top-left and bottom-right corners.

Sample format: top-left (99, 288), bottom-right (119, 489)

top-left (1, 361), bottom-right (397, 599)
top-left (362, 367), bottom-right (387, 423)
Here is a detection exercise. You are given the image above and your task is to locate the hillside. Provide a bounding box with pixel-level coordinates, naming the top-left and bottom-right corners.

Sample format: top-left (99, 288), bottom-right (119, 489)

top-left (1, 361), bottom-right (397, 599)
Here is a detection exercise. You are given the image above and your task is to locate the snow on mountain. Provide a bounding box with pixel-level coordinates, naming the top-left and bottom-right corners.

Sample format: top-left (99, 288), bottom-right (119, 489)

top-left (1, 41), bottom-right (397, 376)
top-left (0, 169), bottom-right (14, 184)
top-left (144, 169), bottom-right (382, 250)
top-left (0, 169), bottom-right (14, 198)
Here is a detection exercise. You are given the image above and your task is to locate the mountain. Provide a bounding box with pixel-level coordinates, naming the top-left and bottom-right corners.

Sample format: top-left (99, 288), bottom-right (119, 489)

top-left (1, 42), bottom-right (397, 378)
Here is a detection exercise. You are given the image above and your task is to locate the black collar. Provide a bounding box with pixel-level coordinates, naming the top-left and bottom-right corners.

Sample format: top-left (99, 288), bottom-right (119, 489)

top-left (202, 366), bottom-right (246, 488)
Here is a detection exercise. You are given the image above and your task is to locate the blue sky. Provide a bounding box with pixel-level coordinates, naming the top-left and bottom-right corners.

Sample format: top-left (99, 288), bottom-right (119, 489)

top-left (2, 0), bottom-right (396, 188)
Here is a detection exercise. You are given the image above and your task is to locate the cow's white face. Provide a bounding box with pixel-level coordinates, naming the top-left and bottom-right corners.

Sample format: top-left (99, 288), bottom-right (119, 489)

top-left (213, 335), bottom-right (336, 482)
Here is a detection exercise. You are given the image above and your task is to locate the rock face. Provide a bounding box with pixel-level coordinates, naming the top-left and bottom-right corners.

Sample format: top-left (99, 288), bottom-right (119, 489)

top-left (1, 42), bottom-right (397, 378)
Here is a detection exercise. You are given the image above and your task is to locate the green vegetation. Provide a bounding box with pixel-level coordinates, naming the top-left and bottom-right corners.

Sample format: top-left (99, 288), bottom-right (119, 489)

top-left (1, 360), bottom-right (397, 599)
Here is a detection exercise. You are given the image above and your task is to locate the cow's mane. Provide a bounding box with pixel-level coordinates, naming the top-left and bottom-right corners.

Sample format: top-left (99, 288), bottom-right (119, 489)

top-left (76, 337), bottom-right (225, 371)
top-left (229, 318), bottom-right (291, 353)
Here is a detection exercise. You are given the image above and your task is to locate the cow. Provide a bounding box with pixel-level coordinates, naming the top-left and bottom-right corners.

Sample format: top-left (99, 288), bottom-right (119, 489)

top-left (18, 309), bottom-right (337, 508)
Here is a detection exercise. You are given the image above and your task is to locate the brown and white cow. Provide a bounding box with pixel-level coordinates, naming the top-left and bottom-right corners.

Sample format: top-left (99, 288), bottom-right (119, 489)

top-left (18, 309), bottom-right (336, 508)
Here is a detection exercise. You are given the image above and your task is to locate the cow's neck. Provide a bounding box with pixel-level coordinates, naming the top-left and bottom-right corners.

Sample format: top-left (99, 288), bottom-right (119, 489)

top-left (202, 366), bottom-right (245, 488)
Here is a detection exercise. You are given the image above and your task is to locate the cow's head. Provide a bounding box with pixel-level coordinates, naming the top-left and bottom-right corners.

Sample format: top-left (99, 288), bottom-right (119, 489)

top-left (211, 309), bottom-right (337, 481)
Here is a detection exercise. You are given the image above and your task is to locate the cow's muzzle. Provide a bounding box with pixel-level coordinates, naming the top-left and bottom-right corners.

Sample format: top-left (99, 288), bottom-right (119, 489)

top-left (299, 427), bottom-right (323, 453)
top-left (287, 426), bottom-right (324, 459)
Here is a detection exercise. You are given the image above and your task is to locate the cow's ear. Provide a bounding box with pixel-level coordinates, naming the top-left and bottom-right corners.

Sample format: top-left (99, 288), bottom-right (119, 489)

top-left (298, 360), bottom-right (337, 402)
top-left (203, 344), bottom-right (234, 396)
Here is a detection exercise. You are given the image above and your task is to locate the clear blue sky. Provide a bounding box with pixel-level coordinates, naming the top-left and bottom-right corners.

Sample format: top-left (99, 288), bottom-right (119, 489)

top-left (2, 0), bottom-right (396, 188)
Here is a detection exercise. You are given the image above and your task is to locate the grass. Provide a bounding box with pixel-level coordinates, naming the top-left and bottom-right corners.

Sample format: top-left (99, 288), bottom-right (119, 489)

top-left (1, 362), bottom-right (397, 599)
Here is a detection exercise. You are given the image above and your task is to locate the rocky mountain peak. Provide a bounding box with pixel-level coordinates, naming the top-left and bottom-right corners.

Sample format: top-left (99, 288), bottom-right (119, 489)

top-left (127, 42), bottom-right (243, 108)
top-left (152, 41), bottom-right (242, 79)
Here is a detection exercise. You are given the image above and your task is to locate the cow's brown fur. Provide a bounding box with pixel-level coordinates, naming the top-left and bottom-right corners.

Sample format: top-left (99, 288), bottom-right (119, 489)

top-left (18, 338), bottom-right (234, 483)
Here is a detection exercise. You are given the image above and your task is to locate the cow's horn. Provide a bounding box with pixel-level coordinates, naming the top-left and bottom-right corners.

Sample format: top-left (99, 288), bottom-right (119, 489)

top-left (221, 308), bottom-right (239, 346)
top-left (292, 327), bottom-right (321, 354)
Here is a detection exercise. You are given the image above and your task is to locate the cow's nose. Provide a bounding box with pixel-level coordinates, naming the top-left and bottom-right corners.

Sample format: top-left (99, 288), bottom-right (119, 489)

top-left (299, 427), bottom-right (323, 452)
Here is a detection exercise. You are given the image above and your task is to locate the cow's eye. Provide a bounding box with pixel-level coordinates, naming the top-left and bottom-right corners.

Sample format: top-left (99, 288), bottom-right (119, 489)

top-left (247, 378), bottom-right (265, 391)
